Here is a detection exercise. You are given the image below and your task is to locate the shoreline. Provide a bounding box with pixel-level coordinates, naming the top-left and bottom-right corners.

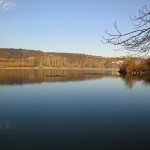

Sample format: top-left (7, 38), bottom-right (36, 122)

top-left (0, 67), bottom-right (119, 70)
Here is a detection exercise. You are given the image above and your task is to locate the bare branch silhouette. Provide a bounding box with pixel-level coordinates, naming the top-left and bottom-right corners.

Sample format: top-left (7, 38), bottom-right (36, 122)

top-left (102, 6), bottom-right (150, 55)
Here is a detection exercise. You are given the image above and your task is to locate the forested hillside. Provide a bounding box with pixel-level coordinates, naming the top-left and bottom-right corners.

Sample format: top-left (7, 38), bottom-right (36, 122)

top-left (0, 48), bottom-right (141, 68)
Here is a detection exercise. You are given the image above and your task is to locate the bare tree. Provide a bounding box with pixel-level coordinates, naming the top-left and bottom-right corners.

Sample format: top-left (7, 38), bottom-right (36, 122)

top-left (102, 6), bottom-right (150, 55)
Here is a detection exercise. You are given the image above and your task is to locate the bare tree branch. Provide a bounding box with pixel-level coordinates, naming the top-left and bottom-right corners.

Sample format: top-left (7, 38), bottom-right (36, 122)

top-left (102, 6), bottom-right (150, 55)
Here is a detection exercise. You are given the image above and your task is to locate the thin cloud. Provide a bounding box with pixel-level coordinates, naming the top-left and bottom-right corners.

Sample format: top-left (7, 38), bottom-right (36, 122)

top-left (0, 0), bottom-right (16, 12)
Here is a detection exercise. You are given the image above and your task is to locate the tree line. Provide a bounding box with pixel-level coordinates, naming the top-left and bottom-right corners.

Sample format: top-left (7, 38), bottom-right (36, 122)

top-left (0, 48), bottom-right (134, 68)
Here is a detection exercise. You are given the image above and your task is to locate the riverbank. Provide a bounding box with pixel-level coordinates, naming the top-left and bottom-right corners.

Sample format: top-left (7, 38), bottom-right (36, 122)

top-left (118, 66), bottom-right (150, 75)
top-left (0, 67), bottom-right (119, 70)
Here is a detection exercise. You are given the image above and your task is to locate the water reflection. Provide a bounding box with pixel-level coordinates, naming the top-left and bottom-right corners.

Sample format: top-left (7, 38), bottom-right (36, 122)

top-left (120, 74), bottom-right (150, 89)
top-left (0, 69), bottom-right (119, 85)
top-left (0, 69), bottom-right (150, 149)
top-left (0, 69), bottom-right (150, 88)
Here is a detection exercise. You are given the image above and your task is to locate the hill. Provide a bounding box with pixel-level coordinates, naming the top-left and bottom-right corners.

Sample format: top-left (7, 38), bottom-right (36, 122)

top-left (0, 48), bottom-right (141, 68)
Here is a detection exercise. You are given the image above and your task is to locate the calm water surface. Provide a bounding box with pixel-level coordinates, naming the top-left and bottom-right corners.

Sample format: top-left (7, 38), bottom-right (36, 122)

top-left (0, 69), bottom-right (150, 150)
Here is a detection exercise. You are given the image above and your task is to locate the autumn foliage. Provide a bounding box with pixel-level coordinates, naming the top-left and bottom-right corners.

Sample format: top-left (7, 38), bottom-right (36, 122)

top-left (119, 58), bottom-right (150, 74)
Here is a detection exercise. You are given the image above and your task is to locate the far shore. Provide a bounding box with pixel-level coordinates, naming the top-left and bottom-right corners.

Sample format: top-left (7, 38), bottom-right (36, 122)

top-left (0, 67), bottom-right (119, 70)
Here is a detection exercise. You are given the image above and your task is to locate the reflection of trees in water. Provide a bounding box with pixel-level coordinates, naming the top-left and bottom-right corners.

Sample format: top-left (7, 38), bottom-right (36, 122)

top-left (0, 118), bottom-right (16, 135)
top-left (0, 69), bottom-right (119, 85)
top-left (1, 69), bottom-right (149, 88)
top-left (120, 74), bottom-right (150, 89)
top-left (141, 77), bottom-right (150, 86)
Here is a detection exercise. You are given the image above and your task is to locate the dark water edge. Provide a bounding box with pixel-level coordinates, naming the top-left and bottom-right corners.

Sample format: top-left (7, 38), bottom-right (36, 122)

top-left (0, 69), bottom-right (150, 150)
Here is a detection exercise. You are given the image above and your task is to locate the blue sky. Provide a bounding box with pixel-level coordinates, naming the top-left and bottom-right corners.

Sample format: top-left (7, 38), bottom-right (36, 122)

top-left (0, 0), bottom-right (149, 56)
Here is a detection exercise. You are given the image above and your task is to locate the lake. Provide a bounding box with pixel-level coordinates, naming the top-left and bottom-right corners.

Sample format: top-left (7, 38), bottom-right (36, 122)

top-left (0, 69), bottom-right (150, 150)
